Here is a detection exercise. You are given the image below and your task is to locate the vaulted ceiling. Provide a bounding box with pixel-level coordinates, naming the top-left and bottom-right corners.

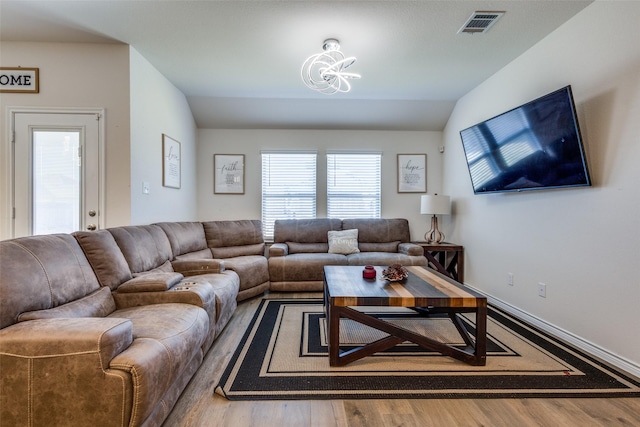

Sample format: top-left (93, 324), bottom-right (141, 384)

top-left (1, 1), bottom-right (593, 130)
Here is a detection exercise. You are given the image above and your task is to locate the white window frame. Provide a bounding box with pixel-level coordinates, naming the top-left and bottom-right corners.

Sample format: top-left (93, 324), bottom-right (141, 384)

top-left (261, 151), bottom-right (317, 241)
top-left (326, 152), bottom-right (381, 219)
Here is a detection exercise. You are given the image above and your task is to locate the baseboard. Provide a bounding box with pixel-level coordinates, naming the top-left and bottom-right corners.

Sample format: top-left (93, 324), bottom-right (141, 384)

top-left (464, 284), bottom-right (640, 381)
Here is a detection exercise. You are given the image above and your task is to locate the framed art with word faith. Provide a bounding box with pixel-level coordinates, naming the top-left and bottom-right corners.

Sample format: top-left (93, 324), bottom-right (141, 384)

top-left (214, 154), bottom-right (245, 194)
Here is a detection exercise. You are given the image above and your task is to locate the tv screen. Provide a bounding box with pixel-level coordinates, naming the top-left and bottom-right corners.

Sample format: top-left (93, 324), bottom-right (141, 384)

top-left (459, 86), bottom-right (591, 194)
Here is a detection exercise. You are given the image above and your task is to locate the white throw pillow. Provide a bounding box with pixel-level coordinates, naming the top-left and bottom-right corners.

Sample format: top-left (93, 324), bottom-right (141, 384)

top-left (328, 229), bottom-right (360, 255)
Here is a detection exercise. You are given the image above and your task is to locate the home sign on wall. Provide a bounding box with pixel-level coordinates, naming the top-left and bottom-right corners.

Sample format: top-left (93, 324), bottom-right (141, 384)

top-left (0, 67), bottom-right (39, 93)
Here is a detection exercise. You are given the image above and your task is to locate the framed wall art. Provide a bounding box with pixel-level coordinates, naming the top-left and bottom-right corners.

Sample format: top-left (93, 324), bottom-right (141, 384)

top-left (162, 134), bottom-right (181, 189)
top-left (397, 153), bottom-right (426, 193)
top-left (0, 67), bottom-right (39, 93)
top-left (214, 154), bottom-right (245, 194)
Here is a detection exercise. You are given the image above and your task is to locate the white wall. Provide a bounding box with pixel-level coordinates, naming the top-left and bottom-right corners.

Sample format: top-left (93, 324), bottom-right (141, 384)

top-left (197, 129), bottom-right (443, 241)
top-left (443, 2), bottom-right (640, 371)
top-left (129, 48), bottom-right (198, 224)
top-left (0, 42), bottom-right (131, 239)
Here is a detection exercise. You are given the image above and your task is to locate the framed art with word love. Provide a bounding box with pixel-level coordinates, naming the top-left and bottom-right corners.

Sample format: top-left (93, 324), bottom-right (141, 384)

top-left (162, 134), bottom-right (181, 189)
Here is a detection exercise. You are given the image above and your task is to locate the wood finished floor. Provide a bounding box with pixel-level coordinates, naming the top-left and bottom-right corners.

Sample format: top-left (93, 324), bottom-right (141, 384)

top-left (163, 292), bottom-right (640, 427)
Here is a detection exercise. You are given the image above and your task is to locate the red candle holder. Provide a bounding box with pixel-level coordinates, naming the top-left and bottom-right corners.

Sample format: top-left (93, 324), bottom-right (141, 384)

top-left (362, 265), bottom-right (376, 280)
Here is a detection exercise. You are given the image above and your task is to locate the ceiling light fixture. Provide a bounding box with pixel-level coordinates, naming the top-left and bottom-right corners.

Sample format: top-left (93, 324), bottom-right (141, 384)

top-left (301, 39), bottom-right (361, 95)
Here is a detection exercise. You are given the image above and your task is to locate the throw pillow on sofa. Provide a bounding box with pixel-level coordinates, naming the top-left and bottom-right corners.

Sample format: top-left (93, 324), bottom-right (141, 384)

top-left (328, 229), bottom-right (360, 254)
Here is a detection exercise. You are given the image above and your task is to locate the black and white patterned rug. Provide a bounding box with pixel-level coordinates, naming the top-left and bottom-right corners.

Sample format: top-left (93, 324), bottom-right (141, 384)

top-left (215, 299), bottom-right (640, 400)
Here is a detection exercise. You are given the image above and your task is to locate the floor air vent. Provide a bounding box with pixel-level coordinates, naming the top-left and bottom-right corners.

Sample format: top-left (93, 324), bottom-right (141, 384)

top-left (458, 11), bottom-right (504, 34)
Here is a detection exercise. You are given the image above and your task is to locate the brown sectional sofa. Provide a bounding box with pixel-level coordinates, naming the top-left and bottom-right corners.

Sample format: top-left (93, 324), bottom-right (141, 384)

top-left (0, 220), bottom-right (264, 427)
top-left (0, 217), bottom-right (425, 426)
top-left (269, 218), bottom-right (428, 291)
top-left (0, 234), bottom-right (211, 427)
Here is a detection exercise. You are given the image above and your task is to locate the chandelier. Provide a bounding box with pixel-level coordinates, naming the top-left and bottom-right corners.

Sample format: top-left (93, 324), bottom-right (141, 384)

top-left (301, 39), bottom-right (361, 95)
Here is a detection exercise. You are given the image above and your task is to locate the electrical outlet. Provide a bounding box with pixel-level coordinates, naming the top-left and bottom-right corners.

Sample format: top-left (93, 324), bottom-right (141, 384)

top-left (507, 273), bottom-right (514, 286)
top-left (538, 282), bottom-right (547, 298)
top-left (142, 182), bottom-right (150, 195)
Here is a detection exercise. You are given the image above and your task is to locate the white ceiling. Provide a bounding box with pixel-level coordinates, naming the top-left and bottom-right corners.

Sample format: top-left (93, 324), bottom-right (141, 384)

top-left (0, 0), bottom-right (593, 131)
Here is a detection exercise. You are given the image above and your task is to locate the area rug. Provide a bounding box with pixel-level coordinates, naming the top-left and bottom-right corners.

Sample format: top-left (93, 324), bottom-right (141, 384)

top-left (215, 298), bottom-right (640, 400)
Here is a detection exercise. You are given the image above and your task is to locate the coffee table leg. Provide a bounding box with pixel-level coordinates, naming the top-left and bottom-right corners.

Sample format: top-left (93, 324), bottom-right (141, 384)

top-left (475, 305), bottom-right (487, 365)
top-left (328, 303), bottom-right (340, 366)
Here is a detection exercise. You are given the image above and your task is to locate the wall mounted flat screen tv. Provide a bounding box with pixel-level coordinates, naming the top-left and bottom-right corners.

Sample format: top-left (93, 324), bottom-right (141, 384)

top-left (459, 86), bottom-right (591, 194)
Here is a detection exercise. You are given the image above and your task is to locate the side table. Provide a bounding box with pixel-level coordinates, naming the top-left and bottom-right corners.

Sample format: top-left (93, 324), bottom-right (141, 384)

top-left (412, 242), bottom-right (464, 283)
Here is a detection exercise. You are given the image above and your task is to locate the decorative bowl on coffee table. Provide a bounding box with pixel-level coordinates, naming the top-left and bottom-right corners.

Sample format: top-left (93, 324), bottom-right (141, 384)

top-left (381, 264), bottom-right (408, 282)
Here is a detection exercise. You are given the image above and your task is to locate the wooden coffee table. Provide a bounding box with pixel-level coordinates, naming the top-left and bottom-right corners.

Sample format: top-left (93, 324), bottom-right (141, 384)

top-left (323, 265), bottom-right (487, 367)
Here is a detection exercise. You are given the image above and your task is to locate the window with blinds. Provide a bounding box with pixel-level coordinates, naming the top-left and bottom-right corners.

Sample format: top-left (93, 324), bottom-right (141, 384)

top-left (261, 151), bottom-right (317, 241)
top-left (327, 152), bottom-right (381, 219)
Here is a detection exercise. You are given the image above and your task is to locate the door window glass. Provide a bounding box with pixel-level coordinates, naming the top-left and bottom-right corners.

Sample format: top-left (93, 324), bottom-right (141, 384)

top-left (32, 130), bottom-right (81, 235)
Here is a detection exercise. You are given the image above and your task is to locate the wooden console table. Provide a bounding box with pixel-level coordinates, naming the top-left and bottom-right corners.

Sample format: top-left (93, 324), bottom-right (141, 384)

top-left (413, 242), bottom-right (464, 283)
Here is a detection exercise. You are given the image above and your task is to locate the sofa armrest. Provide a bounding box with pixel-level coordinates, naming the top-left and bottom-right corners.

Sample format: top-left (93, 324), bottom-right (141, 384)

top-left (268, 243), bottom-right (289, 257)
top-left (118, 272), bottom-right (184, 293)
top-left (0, 317), bottom-right (132, 369)
top-left (113, 281), bottom-right (215, 313)
top-left (398, 242), bottom-right (425, 257)
top-left (0, 318), bottom-right (136, 426)
top-left (172, 259), bottom-right (225, 275)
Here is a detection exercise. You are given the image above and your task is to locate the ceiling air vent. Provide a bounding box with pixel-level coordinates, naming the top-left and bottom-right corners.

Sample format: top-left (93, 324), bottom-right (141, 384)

top-left (458, 11), bottom-right (504, 34)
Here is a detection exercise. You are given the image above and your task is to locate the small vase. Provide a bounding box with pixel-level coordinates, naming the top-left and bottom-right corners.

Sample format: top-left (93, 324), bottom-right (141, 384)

top-left (362, 265), bottom-right (376, 280)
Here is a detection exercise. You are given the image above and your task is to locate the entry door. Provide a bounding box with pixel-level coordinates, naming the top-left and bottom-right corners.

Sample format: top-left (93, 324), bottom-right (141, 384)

top-left (12, 110), bottom-right (103, 237)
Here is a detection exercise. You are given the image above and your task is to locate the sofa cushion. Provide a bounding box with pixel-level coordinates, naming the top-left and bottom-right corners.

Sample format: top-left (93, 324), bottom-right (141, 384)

top-left (342, 218), bottom-right (412, 243)
top-left (221, 256), bottom-right (269, 292)
top-left (203, 220), bottom-right (264, 253)
top-left (155, 222), bottom-right (208, 258)
top-left (175, 248), bottom-right (213, 261)
top-left (286, 242), bottom-right (329, 254)
top-left (132, 260), bottom-right (174, 277)
top-left (358, 241), bottom-right (400, 253)
top-left (268, 253), bottom-right (348, 282)
top-left (0, 234), bottom-right (102, 329)
top-left (17, 287), bottom-right (116, 322)
top-left (211, 243), bottom-right (264, 259)
top-left (74, 230), bottom-right (134, 290)
top-left (273, 218), bottom-right (342, 243)
top-left (328, 229), bottom-right (360, 254)
top-left (347, 252), bottom-right (426, 266)
top-left (108, 225), bottom-right (174, 274)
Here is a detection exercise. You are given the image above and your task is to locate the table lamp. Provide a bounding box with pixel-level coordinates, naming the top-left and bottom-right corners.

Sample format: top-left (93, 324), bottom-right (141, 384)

top-left (420, 194), bottom-right (451, 243)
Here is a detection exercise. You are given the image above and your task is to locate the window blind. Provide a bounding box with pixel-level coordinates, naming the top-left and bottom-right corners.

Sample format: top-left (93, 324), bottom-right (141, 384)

top-left (261, 152), bottom-right (317, 241)
top-left (327, 153), bottom-right (381, 219)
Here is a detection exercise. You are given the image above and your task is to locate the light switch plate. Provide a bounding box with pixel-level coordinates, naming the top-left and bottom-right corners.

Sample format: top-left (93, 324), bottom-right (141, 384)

top-left (538, 282), bottom-right (547, 298)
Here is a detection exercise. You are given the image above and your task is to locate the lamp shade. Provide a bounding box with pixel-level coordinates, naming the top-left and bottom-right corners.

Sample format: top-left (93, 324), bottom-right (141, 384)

top-left (420, 194), bottom-right (451, 215)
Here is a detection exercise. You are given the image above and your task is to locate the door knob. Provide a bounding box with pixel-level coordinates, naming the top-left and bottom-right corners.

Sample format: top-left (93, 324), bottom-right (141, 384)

top-left (88, 210), bottom-right (97, 217)
top-left (87, 224), bottom-right (97, 231)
